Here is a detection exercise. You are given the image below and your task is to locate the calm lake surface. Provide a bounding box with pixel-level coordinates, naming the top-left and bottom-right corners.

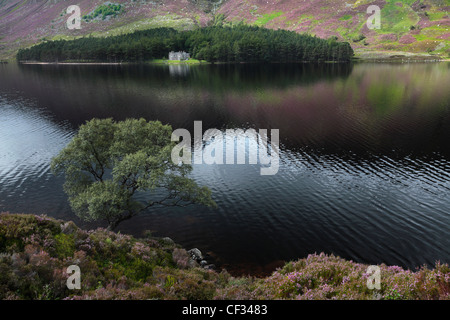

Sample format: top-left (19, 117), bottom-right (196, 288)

top-left (0, 62), bottom-right (449, 276)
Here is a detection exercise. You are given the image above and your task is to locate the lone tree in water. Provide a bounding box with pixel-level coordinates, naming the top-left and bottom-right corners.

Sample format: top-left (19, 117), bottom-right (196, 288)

top-left (51, 118), bottom-right (215, 230)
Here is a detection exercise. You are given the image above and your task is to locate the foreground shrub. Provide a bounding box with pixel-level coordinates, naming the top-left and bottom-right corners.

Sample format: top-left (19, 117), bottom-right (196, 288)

top-left (0, 213), bottom-right (448, 300)
top-left (252, 253), bottom-right (450, 300)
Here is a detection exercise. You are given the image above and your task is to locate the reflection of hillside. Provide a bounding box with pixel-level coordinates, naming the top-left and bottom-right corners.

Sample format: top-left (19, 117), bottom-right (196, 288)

top-left (248, 63), bottom-right (450, 159)
top-left (16, 63), bottom-right (353, 91)
top-left (185, 63), bottom-right (354, 91)
top-left (1, 63), bottom-right (353, 127)
top-left (2, 63), bottom-right (450, 160)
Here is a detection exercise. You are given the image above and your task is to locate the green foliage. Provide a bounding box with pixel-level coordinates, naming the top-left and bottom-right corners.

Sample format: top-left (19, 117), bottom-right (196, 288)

top-left (0, 213), bottom-right (61, 252)
top-left (0, 213), bottom-right (202, 299)
top-left (51, 118), bottom-right (215, 230)
top-left (83, 3), bottom-right (122, 21)
top-left (0, 214), bottom-right (449, 300)
top-left (339, 14), bottom-right (352, 21)
top-left (254, 11), bottom-right (284, 26)
top-left (252, 253), bottom-right (450, 300)
top-left (212, 13), bottom-right (227, 27)
top-left (54, 233), bottom-right (75, 258)
top-left (17, 25), bottom-right (354, 63)
top-left (379, 1), bottom-right (420, 34)
top-left (352, 34), bottom-right (366, 43)
top-left (165, 275), bottom-right (176, 288)
top-left (384, 288), bottom-right (403, 300)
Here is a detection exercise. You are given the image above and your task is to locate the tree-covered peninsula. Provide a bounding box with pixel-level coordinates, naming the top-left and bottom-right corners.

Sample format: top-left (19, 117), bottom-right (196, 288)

top-left (17, 25), bottom-right (354, 63)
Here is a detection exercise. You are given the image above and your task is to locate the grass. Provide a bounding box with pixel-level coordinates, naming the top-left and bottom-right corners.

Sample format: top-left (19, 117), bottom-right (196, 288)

top-left (89, 15), bottom-right (197, 38)
top-left (340, 14), bottom-right (367, 41)
top-left (339, 15), bottom-right (353, 21)
top-left (254, 11), bottom-right (284, 26)
top-left (9, 0), bottom-right (27, 13)
top-left (354, 48), bottom-right (443, 61)
top-left (296, 14), bottom-right (316, 24)
top-left (377, 2), bottom-right (420, 35)
top-left (426, 11), bottom-right (448, 21)
top-left (83, 3), bottom-right (122, 21)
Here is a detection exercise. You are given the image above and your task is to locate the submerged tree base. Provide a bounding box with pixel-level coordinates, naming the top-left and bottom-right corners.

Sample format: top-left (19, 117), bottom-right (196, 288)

top-left (0, 213), bottom-right (448, 300)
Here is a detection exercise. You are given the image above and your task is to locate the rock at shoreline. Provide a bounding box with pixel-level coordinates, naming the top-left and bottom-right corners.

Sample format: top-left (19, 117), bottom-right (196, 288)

top-left (161, 237), bottom-right (175, 245)
top-left (188, 248), bottom-right (203, 262)
top-left (188, 248), bottom-right (216, 270)
top-left (204, 264), bottom-right (216, 270)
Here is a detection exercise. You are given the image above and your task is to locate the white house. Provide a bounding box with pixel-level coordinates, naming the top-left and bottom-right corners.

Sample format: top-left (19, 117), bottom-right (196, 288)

top-left (169, 51), bottom-right (190, 61)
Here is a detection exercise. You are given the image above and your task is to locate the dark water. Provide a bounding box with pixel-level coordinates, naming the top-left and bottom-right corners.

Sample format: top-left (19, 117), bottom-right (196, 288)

top-left (0, 62), bottom-right (449, 276)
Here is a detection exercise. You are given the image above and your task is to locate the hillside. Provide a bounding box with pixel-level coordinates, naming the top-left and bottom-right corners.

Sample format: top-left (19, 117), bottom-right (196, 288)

top-left (218, 0), bottom-right (449, 58)
top-left (0, 0), bottom-right (448, 61)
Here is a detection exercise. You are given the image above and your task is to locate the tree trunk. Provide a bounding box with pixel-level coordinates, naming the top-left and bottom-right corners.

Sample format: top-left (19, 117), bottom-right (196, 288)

top-left (107, 212), bottom-right (134, 231)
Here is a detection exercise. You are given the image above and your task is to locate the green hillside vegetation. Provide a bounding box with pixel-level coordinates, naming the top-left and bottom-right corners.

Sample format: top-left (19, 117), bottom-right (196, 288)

top-left (1, 0), bottom-right (448, 60)
top-left (254, 11), bottom-right (285, 26)
top-left (16, 25), bottom-right (354, 63)
top-left (83, 3), bottom-right (123, 21)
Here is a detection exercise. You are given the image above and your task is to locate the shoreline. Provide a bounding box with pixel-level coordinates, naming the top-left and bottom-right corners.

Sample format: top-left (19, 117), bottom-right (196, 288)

top-left (19, 61), bottom-right (124, 65)
top-left (12, 50), bottom-right (448, 65)
top-left (353, 49), bottom-right (446, 63)
top-left (15, 58), bottom-right (448, 66)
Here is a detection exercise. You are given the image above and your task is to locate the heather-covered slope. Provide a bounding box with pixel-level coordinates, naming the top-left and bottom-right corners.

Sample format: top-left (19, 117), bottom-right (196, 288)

top-left (218, 0), bottom-right (449, 57)
top-left (0, 0), bottom-right (211, 60)
top-left (0, 0), bottom-right (448, 60)
top-left (0, 213), bottom-right (449, 300)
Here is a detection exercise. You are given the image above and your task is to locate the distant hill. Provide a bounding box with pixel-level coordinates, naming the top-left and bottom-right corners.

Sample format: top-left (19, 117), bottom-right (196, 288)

top-left (0, 0), bottom-right (448, 60)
